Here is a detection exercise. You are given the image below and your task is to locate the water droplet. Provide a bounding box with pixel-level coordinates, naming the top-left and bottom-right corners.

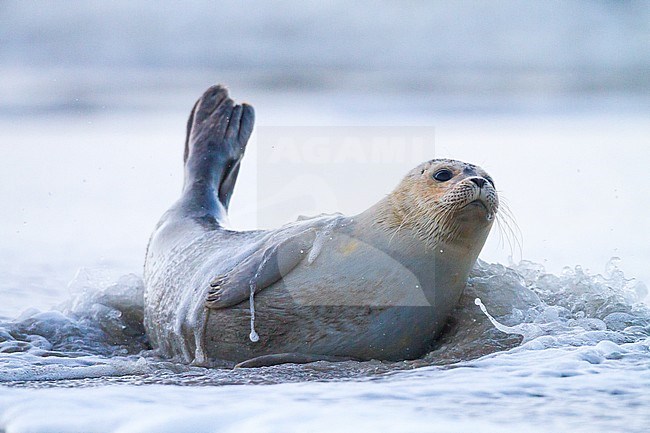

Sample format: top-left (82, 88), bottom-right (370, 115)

top-left (248, 281), bottom-right (259, 343)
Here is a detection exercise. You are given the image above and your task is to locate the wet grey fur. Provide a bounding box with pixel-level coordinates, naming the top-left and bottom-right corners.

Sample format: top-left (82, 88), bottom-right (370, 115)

top-left (143, 85), bottom-right (494, 367)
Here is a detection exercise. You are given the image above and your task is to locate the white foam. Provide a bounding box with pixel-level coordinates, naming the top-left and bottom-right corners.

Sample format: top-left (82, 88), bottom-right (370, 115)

top-left (1, 258), bottom-right (649, 432)
top-left (475, 297), bottom-right (545, 341)
top-left (2, 338), bottom-right (649, 433)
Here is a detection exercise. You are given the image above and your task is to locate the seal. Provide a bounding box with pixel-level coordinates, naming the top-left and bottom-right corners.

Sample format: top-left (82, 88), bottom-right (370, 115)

top-left (143, 85), bottom-right (498, 367)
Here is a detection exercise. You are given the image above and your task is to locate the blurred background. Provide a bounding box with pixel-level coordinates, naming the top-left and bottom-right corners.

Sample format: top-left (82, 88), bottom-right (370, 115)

top-left (1, 1), bottom-right (649, 314)
top-left (1, 1), bottom-right (648, 112)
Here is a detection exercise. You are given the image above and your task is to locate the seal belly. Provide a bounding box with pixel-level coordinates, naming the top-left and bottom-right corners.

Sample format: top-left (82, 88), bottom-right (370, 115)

top-left (202, 230), bottom-right (470, 362)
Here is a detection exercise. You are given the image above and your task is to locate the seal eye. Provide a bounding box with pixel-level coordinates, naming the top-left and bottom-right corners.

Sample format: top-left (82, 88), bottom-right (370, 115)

top-left (433, 169), bottom-right (453, 182)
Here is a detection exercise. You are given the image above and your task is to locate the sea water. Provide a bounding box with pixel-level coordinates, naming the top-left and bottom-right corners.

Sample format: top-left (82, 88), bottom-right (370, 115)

top-left (1, 89), bottom-right (649, 432)
top-left (0, 259), bottom-right (648, 432)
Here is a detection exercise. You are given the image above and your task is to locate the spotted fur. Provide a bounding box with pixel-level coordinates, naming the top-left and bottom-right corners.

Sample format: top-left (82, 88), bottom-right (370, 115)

top-left (374, 159), bottom-right (499, 249)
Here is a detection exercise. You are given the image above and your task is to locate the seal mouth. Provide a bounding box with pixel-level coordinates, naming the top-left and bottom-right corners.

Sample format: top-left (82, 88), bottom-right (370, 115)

top-left (460, 199), bottom-right (495, 221)
top-left (467, 199), bottom-right (488, 211)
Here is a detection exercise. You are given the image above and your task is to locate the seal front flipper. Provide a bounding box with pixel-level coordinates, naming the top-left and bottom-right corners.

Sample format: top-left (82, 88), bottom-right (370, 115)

top-left (205, 229), bottom-right (317, 309)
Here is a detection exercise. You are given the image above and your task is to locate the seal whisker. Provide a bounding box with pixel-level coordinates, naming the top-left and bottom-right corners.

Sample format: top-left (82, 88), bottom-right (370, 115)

top-left (494, 198), bottom-right (522, 260)
top-left (387, 200), bottom-right (420, 246)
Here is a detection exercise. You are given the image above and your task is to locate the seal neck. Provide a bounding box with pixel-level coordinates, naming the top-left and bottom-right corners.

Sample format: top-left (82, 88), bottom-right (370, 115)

top-left (353, 195), bottom-right (492, 258)
top-left (351, 197), bottom-right (421, 251)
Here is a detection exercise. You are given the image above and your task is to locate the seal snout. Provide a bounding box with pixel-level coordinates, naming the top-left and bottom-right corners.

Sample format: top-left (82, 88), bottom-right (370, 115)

top-left (469, 177), bottom-right (487, 188)
top-left (457, 176), bottom-right (498, 222)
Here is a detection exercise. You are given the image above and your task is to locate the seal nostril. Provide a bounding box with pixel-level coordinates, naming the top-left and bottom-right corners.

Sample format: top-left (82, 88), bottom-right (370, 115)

top-left (470, 177), bottom-right (486, 188)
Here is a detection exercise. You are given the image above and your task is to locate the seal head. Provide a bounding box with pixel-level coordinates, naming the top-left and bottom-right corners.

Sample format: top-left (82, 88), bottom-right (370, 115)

top-left (376, 159), bottom-right (498, 249)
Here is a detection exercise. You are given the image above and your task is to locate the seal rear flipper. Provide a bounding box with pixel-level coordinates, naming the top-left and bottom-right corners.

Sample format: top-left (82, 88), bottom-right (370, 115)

top-left (181, 85), bottom-right (255, 222)
top-left (205, 229), bottom-right (317, 309)
top-left (235, 353), bottom-right (357, 368)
